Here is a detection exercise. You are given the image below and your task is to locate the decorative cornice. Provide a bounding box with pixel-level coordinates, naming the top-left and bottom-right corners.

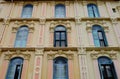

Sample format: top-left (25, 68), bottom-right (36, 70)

top-left (44, 47), bottom-right (77, 51)
top-left (47, 50), bottom-right (74, 60)
top-left (84, 18), bottom-right (109, 32)
top-left (46, 18), bottom-right (75, 21)
top-left (49, 19), bottom-right (73, 33)
top-left (4, 50), bottom-right (32, 60)
top-left (90, 50), bottom-right (117, 60)
top-left (12, 19), bottom-right (35, 32)
top-left (35, 48), bottom-right (44, 55)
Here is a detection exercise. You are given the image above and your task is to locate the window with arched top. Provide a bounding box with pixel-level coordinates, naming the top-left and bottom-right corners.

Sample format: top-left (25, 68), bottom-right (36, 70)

top-left (6, 57), bottom-right (23, 79)
top-left (14, 26), bottom-right (29, 47)
top-left (55, 4), bottom-right (66, 18)
top-left (54, 25), bottom-right (67, 47)
top-left (21, 4), bottom-right (33, 18)
top-left (98, 57), bottom-right (117, 79)
top-left (53, 57), bottom-right (68, 79)
top-left (92, 25), bottom-right (108, 47)
top-left (87, 4), bottom-right (100, 18)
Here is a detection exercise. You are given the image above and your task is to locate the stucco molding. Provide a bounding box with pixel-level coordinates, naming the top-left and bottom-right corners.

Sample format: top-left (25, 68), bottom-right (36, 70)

top-left (49, 20), bottom-right (71, 33)
top-left (90, 50), bottom-right (117, 60)
top-left (4, 50), bottom-right (31, 60)
top-left (86, 20), bottom-right (109, 33)
top-left (47, 50), bottom-right (74, 60)
top-left (35, 49), bottom-right (44, 55)
top-left (39, 19), bottom-right (46, 25)
top-left (0, 48), bottom-right (34, 60)
top-left (12, 20), bottom-right (35, 33)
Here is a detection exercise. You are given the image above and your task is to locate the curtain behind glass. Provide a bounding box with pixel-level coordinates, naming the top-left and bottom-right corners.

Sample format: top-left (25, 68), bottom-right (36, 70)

top-left (14, 26), bottom-right (29, 47)
top-left (55, 4), bottom-right (66, 18)
top-left (21, 4), bottom-right (33, 18)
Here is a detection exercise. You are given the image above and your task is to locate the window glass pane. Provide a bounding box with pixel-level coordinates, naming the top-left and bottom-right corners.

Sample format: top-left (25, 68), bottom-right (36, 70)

top-left (54, 58), bottom-right (68, 79)
top-left (55, 26), bottom-right (66, 31)
top-left (88, 6), bottom-right (94, 17)
top-left (56, 41), bottom-right (60, 47)
top-left (61, 41), bottom-right (66, 47)
top-left (106, 66), bottom-right (113, 78)
top-left (61, 32), bottom-right (65, 40)
top-left (55, 32), bottom-right (60, 40)
top-left (98, 31), bottom-right (103, 39)
top-left (100, 41), bottom-right (105, 47)
top-left (92, 30), bottom-right (100, 47)
top-left (21, 4), bottom-right (33, 18)
top-left (14, 26), bottom-right (29, 47)
top-left (55, 4), bottom-right (65, 18)
top-left (87, 4), bottom-right (100, 17)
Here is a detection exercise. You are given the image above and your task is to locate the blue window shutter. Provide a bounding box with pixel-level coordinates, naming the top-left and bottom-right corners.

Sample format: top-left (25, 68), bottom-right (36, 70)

top-left (14, 26), bottom-right (29, 47)
top-left (88, 5), bottom-right (94, 17)
top-left (21, 4), bottom-right (33, 18)
top-left (93, 5), bottom-right (100, 17)
top-left (55, 4), bottom-right (66, 18)
top-left (92, 30), bottom-right (100, 47)
top-left (87, 4), bottom-right (100, 18)
top-left (6, 64), bottom-right (16, 79)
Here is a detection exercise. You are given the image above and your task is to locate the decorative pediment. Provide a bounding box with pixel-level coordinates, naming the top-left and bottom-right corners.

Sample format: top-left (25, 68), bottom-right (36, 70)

top-left (49, 20), bottom-right (72, 32)
top-left (85, 19), bottom-right (109, 32)
top-left (47, 50), bottom-right (74, 60)
top-left (12, 20), bottom-right (35, 32)
top-left (90, 50), bottom-right (117, 60)
top-left (0, 48), bottom-right (35, 60)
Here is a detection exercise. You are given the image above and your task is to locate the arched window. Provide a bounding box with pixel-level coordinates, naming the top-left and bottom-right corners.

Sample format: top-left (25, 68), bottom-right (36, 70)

top-left (87, 4), bottom-right (100, 18)
top-left (54, 25), bottom-right (67, 47)
top-left (98, 57), bottom-right (117, 79)
top-left (55, 4), bottom-right (66, 18)
top-left (92, 25), bottom-right (108, 47)
top-left (53, 57), bottom-right (68, 79)
top-left (14, 26), bottom-right (29, 47)
top-left (6, 57), bottom-right (23, 79)
top-left (21, 4), bottom-right (33, 18)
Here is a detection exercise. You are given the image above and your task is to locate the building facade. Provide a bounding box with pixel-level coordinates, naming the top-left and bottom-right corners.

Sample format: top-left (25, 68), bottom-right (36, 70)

top-left (0, 0), bottom-right (120, 79)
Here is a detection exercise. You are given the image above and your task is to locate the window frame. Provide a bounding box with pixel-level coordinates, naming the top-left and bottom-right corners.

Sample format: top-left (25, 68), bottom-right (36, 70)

top-left (14, 26), bottom-right (29, 47)
top-left (54, 26), bottom-right (67, 47)
top-left (21, 4), bottom-right (33, 18)
top-left (53, 57), bottom-right (69, 79)
top-left (55, 4), bottom-right (66, 18)
top-left (6, 57), bottom-right (23, 79)
top-left (98, 57), bottom-right (117, 79)
top-left (92, 25), bottom-right (108, 47)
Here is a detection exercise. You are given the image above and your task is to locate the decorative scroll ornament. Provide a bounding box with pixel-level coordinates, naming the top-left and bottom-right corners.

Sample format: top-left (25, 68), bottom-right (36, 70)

top-left (90, 50), bottom-right (117, 60)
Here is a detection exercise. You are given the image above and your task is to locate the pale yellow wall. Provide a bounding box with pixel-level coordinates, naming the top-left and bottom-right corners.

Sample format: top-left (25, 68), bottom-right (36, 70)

top-left (0, 1), bottom-right (120, 79)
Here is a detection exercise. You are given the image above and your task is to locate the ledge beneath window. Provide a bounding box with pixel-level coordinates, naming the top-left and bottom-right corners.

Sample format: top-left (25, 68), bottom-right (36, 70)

top-left (5, 0), bottom-right (119, 1)
top-left (9, 18), bottom-right (40, 22)
top-left (46, 17), bottom-right (75, 21)
top-left (81, 17), bottom-right (111, 21)
top-left (0, 47), bottom-right (119, 52)
top-left (85, 47), bottom-right (120, 51)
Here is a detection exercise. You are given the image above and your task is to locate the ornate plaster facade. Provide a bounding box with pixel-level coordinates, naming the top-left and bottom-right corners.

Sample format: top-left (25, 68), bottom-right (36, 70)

top-left (0, 0), bottom-right (120, 79)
